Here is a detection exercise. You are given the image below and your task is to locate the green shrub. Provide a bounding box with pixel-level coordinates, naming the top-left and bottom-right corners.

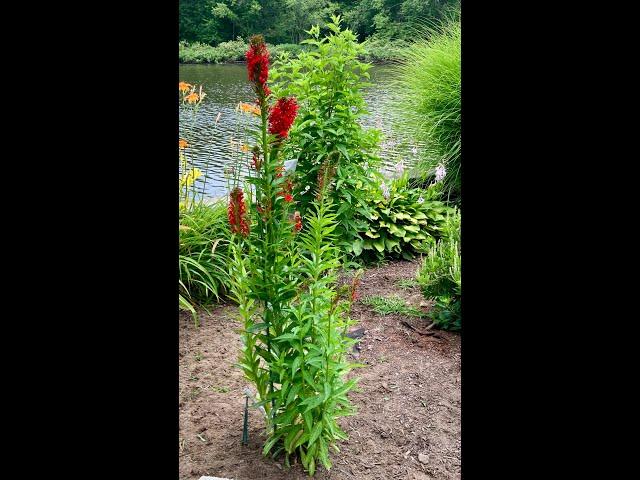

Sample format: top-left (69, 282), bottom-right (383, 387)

top-left (269, 43), bottom-right (306, 59)
top-left (216, 37), bottom-right (249, 60)
top-left (393, 14), bottom-right (461, 199)
top-left (179, 202), bottom-right (232, 322)
top-left (179, 37), bottom-right (247, 63)
top-left (416, 208), bottom-right (461, 330)
top-left (271, 16), bottom-right (382, 254)
top-left (359, 37), bottom-right (409, 62)
top-left (179, 39), bottom-right (308, 64)
top-left (355, 171), bottom-right (453, 260)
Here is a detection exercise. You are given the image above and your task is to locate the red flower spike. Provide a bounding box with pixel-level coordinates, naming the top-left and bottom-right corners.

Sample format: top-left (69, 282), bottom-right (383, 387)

top-left (284, 193), bottom-right (293, 202)
top-left (269, 97), bottom-right (299, 139)
top-left (246, 36), bottom-right (269, 84)
top-left (228, 187), bottom-right (250, 237)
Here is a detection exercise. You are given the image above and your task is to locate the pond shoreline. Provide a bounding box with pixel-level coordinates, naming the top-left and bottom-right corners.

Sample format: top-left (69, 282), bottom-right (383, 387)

top-left (179, 58), bottom-right (400, 66)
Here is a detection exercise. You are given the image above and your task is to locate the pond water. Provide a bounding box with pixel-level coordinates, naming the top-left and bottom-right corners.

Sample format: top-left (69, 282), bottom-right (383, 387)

top-left (179, 63), bottom-right (418, 199)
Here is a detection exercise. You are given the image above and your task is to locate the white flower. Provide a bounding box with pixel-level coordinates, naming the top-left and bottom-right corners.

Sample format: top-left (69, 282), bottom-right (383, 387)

top-left (381, 181), bottom-right (390, 200)
top-left (395, 161), bottom-right (405, 175)
top-left (411, 146), bottom-right (418, 156)
top-left (304, 185), bottom-right (310, 192)
top-left (417, 196), bottom-right (425, 204)
top-left (435, 163), bottom-right (447, 182)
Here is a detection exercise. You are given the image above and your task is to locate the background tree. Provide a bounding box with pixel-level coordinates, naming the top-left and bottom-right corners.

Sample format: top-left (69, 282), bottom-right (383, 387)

top-left (179, 0), bottom-right (460, 46)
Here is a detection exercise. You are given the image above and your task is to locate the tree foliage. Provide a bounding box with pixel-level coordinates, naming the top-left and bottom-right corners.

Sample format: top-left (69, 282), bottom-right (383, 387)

top-left (179, 0), bottom-right (459, 46)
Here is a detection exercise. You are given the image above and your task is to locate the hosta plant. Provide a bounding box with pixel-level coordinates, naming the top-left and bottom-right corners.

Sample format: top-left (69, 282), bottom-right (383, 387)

top-left (355, 171), bottom-right (454, 260)
top-left (227, 36), bottom-right (357, 476)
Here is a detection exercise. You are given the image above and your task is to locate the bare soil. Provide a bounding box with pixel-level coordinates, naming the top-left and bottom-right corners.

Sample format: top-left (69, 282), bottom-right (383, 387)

top-left (179, 259), bottom-right (461, 479)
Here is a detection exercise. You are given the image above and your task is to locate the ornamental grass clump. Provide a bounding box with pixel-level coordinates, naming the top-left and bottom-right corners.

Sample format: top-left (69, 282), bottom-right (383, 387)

top-left (393, 12), bottom-right (461, 200)
top-left (227, 35), bottom-right (358, 476)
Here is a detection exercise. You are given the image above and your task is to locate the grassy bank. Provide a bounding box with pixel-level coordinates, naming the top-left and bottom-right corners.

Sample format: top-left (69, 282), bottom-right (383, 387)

top-left (179, 37), bottom-right (409, 64)
top-left (179, 39), bottom-right (305, 64)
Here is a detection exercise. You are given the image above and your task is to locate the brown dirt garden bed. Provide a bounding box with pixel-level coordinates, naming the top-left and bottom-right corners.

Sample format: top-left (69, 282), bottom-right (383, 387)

top-left (179, 259), bottom-right (461, 480)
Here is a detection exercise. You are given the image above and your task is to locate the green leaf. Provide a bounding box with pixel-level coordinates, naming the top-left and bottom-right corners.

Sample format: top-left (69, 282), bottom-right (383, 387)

top-left (336, 144), bottom-right (350, 160)
top-left (291, 356), bottom-right (301, 377)
top-left (274, 333), bottom-right (299, 342)
top-left (372, 238), bottom-right (385, 252)
top-left (263, 434), bottom-right (281, 456)
top-left (388, 224), bottom-right (405, 237)
top-left (301, 394), bottom-right (324, 413)
top-left (285, 425), bottom-right (303, 452)
top-left (286, 384), bottom-right (300, 406)
top-left (309, 421), bottom-right (323, 447)
top-left (352, 239), bottom-right (363, 256)
top-left (246, 322), bottom-right (268, 333)
top-left (293, 432), bottom-right (310, 449)
top-left (303, 411), bottom-right (313, 432)
top-left (385, 237), bottom-right (400, 250)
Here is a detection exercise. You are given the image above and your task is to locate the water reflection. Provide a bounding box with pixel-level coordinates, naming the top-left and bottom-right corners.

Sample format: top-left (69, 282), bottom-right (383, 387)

top-left (179, 63), bottom-right (422, 199)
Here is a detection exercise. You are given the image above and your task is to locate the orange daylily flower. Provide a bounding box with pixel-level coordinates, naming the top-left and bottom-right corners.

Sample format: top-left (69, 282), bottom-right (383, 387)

top-left (179, 139), bottom-right (189, 149)
top-left (179, 81), bottom-right (192, 93)
top-left (185, 92), bottom-right (199, 104)
top-left (240, 144), bottom-right (250, 153)
top-left (237, 102), bottom-right (261, 116)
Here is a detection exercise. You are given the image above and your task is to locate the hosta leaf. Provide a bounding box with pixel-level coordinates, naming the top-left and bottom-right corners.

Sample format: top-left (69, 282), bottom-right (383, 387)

top-left (385, 237), bottom-right (400, 250)
top-left (388, 224), bottom-right (405, 237)
top-left (372, 239), bottom-right (385, 252)
top-left (352, 239), bottom-right (363, 256)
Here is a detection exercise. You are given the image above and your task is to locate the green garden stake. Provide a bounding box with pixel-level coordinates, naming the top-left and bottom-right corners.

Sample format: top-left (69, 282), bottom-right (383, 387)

top-left (241, 394), bottom-right (249, 445)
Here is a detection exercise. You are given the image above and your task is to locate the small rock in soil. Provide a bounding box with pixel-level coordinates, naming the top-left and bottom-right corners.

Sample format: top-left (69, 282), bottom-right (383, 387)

top-left (412, 472), bottom-right (431, 480)
top-left (418, 453), bottom-right (429, 464)
top-left (346, 327), bottom-right (366, 339)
